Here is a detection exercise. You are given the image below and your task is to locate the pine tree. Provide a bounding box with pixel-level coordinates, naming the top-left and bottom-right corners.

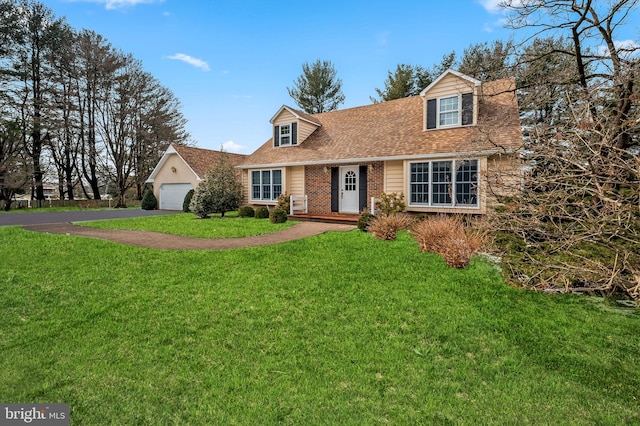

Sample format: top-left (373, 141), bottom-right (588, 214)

top-left (287, 59), bottom-right (345, 113)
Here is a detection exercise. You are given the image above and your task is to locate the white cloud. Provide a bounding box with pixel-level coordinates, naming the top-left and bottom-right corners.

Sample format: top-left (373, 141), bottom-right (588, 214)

top-left (167, 53), bottom-right (210, 71)
top-left (70, 0), bottom-right (164, 10)
top-left (597, 40), bottom-right (640, 57)
top-left (221, 141), bottom-right (245, 153)
top-left (483, 23), bottom-right (494, 33)
top-left (479, 0), bottom-right (505, 13)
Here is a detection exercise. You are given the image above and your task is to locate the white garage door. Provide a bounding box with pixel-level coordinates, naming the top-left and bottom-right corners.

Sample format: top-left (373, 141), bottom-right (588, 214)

top-left (159, 183), bottom-right (193, 210)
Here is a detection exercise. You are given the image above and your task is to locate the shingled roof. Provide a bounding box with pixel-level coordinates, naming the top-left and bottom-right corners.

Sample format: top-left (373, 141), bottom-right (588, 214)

top-left (171, 144), bottom-right (246, 178)
top-left (240, 78), bottom-right (521, 168)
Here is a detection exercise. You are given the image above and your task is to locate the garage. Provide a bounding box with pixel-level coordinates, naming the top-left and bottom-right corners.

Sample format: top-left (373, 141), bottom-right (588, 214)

top-left (159, 183), bottom-right (193, 210)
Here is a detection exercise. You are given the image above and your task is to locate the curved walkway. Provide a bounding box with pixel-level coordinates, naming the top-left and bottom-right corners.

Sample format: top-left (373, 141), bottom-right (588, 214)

top-left (23, 221), bottom-right (356, 250)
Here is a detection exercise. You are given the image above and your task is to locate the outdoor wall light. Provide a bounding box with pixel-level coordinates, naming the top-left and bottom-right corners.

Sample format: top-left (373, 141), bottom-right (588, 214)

top-left (323, 166), bottom-right (329, 175)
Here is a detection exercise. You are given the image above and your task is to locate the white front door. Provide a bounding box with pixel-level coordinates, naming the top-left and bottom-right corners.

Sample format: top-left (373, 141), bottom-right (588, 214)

top-left (340, 166), bottom-right (359, 213)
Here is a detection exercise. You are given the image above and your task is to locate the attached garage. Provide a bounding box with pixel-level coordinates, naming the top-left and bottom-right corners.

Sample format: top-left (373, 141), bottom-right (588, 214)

top-left (146, 144), bottom-right (246, 210)
top-left (159, 183), bottom-right (193, 210)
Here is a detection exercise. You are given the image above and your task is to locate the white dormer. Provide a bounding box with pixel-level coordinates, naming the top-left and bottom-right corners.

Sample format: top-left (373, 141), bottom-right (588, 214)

top-left (420, 69), bottom-right (481, 131)
top-left (270, 106), bottom-right (321, 148)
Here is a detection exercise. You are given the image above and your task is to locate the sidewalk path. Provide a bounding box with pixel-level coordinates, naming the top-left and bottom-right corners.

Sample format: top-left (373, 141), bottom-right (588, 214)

top-left (23, 221), bottom-right (356, 250)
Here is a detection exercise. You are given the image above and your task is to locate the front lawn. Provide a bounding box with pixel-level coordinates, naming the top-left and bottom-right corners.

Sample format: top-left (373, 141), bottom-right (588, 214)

top-left (79, 212), bottom-right (296, 238)
top-left (1, 224), bottom-right (638, 424)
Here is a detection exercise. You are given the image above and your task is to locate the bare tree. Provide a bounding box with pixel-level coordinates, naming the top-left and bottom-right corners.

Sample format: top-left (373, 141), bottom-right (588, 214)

top-left (8, 0), bottom-right (66, 205)
top-left (131, 74), bottom-right (189, 200)
top-left (0, 120), bottom-right (30, 210)
top-left (46, 21), bottom-right (80, 200)
top-left (491, 0), bottom-right (640, 299)
top-left (75, 30), bottom-right (121, 200)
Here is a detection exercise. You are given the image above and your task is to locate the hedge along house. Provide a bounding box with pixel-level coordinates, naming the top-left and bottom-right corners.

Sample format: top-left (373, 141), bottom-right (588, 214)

top-left (237, 69), bottom-right (522, 217)
top-left (146, 144), bottom-right (246, 210)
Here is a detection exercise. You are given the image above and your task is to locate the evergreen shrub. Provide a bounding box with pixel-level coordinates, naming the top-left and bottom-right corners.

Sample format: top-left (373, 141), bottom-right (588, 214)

top-left (182, 189), bottom-right (194, 212)
top-left (255, 206), bottom-right (270, 219)
top-left (238, 206), bottom-right (255, 218)
top-left (269, 207), bottom-right (288, 223)
top-left (141, 189), bottom-right (157, 210)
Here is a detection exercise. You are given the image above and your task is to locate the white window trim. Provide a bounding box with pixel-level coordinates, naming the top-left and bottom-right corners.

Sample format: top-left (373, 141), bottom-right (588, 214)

top-left (407, 159), bottom-right (479, 209)
top-left (279, 124), bottom-right (291, 146)
top-left (437, 95), bottom-right (461, 129)
top-left (250, 169), bottom-right (283, 202)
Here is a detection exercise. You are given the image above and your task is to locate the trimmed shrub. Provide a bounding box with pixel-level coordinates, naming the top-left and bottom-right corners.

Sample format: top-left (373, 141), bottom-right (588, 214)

top-left (357, 212), bottom-right (375, 232)
top-left (375, 192), bottom-right (406, 216)
top-left (269, 207), bottom-right (288, 224)
top-left (141, 189), bottom-right (157, 210)
top-left (367, 213), bottom-right (414, 240)
top-left (255, 206), bottom-right (270, 219)
top-left (411, 215), bottom-right (487, 269)
top-left (238, 206), bottom-right (255, 218)
top-left (182, 189), bottom-right (194, 212)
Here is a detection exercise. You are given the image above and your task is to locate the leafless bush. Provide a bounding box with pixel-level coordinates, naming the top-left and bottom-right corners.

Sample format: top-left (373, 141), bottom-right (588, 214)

top-left (412, 215), bottom-right (487, 269)
top-left (368, 213), bottom-right (415, 240)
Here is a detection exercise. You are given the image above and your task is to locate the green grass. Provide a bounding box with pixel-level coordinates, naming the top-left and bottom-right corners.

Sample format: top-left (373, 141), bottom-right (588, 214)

top-left (79, 212), bottom-right (296, 238)
top-left (1, 225), bottom-right (639, 424)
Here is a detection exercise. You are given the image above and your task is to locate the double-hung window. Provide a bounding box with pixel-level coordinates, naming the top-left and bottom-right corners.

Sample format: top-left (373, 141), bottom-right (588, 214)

top-left (408, 159), bottom-right (479, 208)
top-left (426, 93), bottom-right (474, 129)
top-left (279, 125), bottom-right (291, 146)
top-left (439, 96), bottom-right (459, 127)
top-left (251, 169), bottom-right (282, 201)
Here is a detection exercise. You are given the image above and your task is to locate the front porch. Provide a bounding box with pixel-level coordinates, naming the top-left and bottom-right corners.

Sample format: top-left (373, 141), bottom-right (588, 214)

top-left (290, 213), bottom-right (360, 224)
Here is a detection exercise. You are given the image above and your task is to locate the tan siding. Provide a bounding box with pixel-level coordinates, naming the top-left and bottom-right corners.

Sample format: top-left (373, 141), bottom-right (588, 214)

top-left (273, 110), bottom-right (297, 126)
top-left (297, 121), bottom-right (318, 143)
top-left (152, 154), bottom-right (199, 202)
top-left (384, 160), bottom-right (404, 193)
top-left (241, 169), bottom-right (249, 205)
top-left (288, 166), bottom-right (305, 196)
top-left (425, 73), bottom-right (475, 98)
top-left (486, 154), bottom-right (521, 201)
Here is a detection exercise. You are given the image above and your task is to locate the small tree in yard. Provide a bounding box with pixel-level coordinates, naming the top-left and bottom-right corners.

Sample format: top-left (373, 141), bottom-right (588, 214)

top-left (189, 151), bottom-right (242, 219)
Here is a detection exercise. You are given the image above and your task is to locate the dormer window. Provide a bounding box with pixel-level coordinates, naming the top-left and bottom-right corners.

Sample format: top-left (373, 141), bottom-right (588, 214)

top-left (279, 124), bottom-right (291, 146)
top-left (426, 93), bottom-right (474, 130)
top-left (273, 122), bottom-right (297, 147)
top-left (439, 96), bottom-right (459, 127)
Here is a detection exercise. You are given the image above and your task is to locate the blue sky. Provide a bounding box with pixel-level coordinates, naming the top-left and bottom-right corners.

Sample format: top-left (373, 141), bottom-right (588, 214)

top-left (37, 0), bottom-right (637, 154)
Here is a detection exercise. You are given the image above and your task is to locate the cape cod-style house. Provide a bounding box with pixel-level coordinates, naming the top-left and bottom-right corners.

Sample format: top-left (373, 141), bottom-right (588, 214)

top-left (148, 70), bottom-right (522, 215)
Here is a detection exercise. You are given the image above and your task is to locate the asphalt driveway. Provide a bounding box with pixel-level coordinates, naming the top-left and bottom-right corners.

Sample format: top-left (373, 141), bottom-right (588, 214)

top-left (0, 209), bottom-right (177, 227)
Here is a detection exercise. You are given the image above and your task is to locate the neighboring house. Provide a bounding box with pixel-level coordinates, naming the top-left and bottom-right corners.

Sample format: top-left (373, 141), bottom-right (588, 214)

top-left (238, 69), bottom-right (522, 216)
top-left (146, 144), bottom-right (246, 210)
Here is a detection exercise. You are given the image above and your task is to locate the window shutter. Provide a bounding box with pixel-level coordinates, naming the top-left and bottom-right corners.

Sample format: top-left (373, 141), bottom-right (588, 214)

top-left (359, 166), bottom-right (367, 212)
top-left (273, 125), bottom-right (280, 147)
top-left (291, 122), bottom-right (298, 145)
top-left (462, 93), bottom-right (473, 126)
top-left (426, 99), bottom-right (437, 129)
top-left (331, 167), bottom-right (339, 212)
